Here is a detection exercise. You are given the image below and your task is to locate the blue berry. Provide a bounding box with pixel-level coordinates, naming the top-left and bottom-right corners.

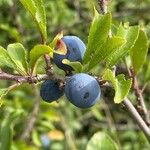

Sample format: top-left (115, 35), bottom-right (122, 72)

top-left (65, 73), bottom-right (101, 108)
top-left (40, 80), bottom-right (64, 103)
top-left (53, 36), bottom-right (86, 71)
top-left (40, 134), bottom-right (51, 148)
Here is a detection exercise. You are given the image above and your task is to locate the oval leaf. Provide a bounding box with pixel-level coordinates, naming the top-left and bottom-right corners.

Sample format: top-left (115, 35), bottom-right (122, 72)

top-left (29, 45), bottom-right (53, 73)
top-left (20, 0), bottom-right (47, 41)
top-left (103, 69), bottom-right (132, 104)
top-left (0, 46), bottom-right (15, 69)
top-left (0, 118), bottom-right (12, 150)
top-left (62, 59), bottom-right (83, 73)
top-left (7, 43), bottom-right (28, 75)
top-left (106, 25), bottom-right (140, 67)
top-left (130, 30), bottom-right (149, 74)
top-left (0, 88), bottom-right (9, 100)
top-left (86, 132), bottom-right (119, 150)
top-left (88, 36), bottom-right (126, 70)
top-left (83, 11), bottom-right (111, 64)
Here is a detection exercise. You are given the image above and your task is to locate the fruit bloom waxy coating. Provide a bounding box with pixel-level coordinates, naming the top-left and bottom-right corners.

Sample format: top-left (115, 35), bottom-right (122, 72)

top-left (40, 80), bottom-right (64, 103)
top-left (65, 73), bottom-right (101, 108)
top-left (53, 36), bottom-right (86, 71)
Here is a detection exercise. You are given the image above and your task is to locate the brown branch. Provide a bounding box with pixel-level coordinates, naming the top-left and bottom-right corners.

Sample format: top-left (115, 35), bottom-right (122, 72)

top-left (99, 82), bottom-right (150, 143)
top-left (0, 71), bottom-right (24, 81)
top-left (130, 68), bottom-right (150, 126)
top-left (44, 54), bottom-right (53, 76)
top-left (0, 71), bottom-right (63, 84)
top-left (123, 98), bottom-right (150, 142)
top-left (99, 0), bottom-right (109, 14)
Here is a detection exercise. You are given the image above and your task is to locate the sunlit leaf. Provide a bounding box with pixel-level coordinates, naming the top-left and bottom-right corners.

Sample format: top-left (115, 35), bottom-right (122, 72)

top-left (106, 25), bottom-right (140, 67)
top-left (130, 30), bottom-right (149, 74)
top-left (83, 11), bottom-right (111, 64)
top-left (103, 69), bottom-right (132, 103)
top-left (0, 88), bottom-right (9, 100)
top-left (20, 0), bottom-right (47, 41)
top-left (62, 59), bottom-right (83, 73)
top-left (29, 45), bottom-right (52, 73)
top-left (0, 46), bottom-right (15, 69)
top-left (88, 36), bottom-right (126, 70)
top-left (86, 132), bottom-right (119, 150)
top-left (7, 43), bottom-right (28, 75)
top-left (32, 130), bottom-right (41, 147)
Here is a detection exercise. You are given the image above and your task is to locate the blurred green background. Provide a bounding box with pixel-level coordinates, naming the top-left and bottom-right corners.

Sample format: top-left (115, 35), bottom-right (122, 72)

top-left (0, 0), bottom-right (150, 149)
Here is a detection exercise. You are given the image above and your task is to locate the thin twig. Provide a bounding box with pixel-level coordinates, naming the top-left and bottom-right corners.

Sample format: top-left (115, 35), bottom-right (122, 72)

top-left (103, 100), bottom-right (121, 148)
top-left (141, 83), bottom-right (148, 93)
top-left (59, 111), bottom-right (77, 150)
top-left (101, 83), bottom-right (150, 142)
top-left (99, 0), bottom-right (109, 14)
top-left (130, 68), bottom-right (150, 126)
top-left (44, 54), bottom-right (53, 76)
top-left (8, 82), bottom-right (22, 91)
top-left (20, 84), bottom-right (41, 140)
top-left (124, 59), bottom-right (150, 125)
top-left (123, 98), bottom-right (150, 142)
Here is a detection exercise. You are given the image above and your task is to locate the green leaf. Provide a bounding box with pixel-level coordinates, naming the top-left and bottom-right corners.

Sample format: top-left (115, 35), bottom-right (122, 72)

top-left (29, 45), bottom-right (52, 73)
top-left (0, 118), bottom-right (12, 150)
top-left (32, 130), bottom-right (41, 147)
top-left (0, 88), bottom-right (9, 100)
top-left (130, 30), bottom-right (149, 74)
top-left (0, 24), bottom-right (21, 42)
top-left (106, 25), bottom-right (140, 67)
top-left (88, 36), bottom-right (126, 70)
top-left (86, 132), bottom-right (119, 150)
top-left (62, 59), bottom-right (83, 73)
top-left (83, 11), bottom-right (111, 64)
top-left (0, 111), bottom-right (23, 150)
top-left (7, 43), bottom-right (28, 75)
top-left (20, 0), bottom-right (47, 41)
top-left (103, 69), bottom-right (132, 103)
top-left (0, 46), bottom-right (15, 68)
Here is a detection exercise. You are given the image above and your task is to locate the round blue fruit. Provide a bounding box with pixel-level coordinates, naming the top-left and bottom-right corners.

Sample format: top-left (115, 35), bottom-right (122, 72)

top-left (53, 36), bottom-right (86, 71)
top-left (40, 80), bottom-right (64, 103)
top-left (40, 134), bottom-right (51, 148)
top-left (65, 73), bottom-right (101, 108)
